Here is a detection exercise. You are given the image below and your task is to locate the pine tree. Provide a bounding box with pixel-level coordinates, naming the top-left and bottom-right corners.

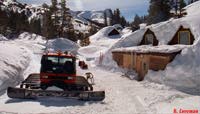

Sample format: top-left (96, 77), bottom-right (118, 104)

top-left (180, 0), bottom-right (186, 9)
top-left (42, 11), bottom-right (55, 39)
top-left (50, 0), bottom-right (59, 37)
top-left (0, 7), bottom-right (9, 35)
top-left (51, 0), bottom-right (57, 12)
top-left (60, 0), bottom-right (76, 41)
top-left (42, 3), bottom-right (49, 9)
top-left (131, 14), bottom-right (142, 30)
top-left (147, 0), bottom-right (171, 24)
top-left (120, 16), bottom-right (127, 27)
top-left (29, 19), bottom-right (41, 35)
top-left (115, 8), bottom-right (121, 23)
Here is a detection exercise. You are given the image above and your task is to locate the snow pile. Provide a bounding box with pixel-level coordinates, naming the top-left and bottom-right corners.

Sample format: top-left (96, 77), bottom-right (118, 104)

top-left (0, 42), bottom-right (30, 94)
top-left (90, 26), bottom-right (120, 41)
top-left (144, 1), bottom-right (200, 92)
top-left (121, 27), bottom-right (132, 36)
top-left (18, 32), bottom-right (45, 42)
top-left (47, 38), bottom-right (80, 54)
top-left (113, 29), bottom-right (146, 49)
top-left (113, 24), bottom-right (123, 30)
top-left (0, 34), bottom-right (8, 41)
top-left (146, 41), bottom-right (200, 94)
top-left (113, 45), bottom-right (189, 54)
top-left (78, 26), bottom-right (121, 60)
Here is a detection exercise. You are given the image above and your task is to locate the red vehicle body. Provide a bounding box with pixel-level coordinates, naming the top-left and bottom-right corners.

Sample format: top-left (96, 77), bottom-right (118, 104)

top-left (40, 52), bottom-right (78, 90)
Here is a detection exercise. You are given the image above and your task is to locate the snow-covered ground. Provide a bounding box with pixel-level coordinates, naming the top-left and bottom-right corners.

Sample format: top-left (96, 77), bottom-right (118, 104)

top-left (78, 26), bottom-right (121, 64)
top-left (0, 31), bottom-right (199, 114)
top-left (0, 35), bottom-right (199, 113)
top-left (1, 1), bottom-right (200, 114)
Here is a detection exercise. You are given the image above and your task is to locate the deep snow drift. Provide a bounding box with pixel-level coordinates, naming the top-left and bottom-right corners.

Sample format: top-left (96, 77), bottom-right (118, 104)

top-left (0, 42), bottom-right (30, 95)
top-left (78, 26), bottom-right (121, 61)
top-left (46, 38), bottom-right (80, 54)
top-left (0, 32), bottom-right (80, 96)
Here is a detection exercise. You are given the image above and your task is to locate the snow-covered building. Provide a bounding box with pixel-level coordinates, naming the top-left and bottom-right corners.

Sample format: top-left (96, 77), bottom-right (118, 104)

top-left (112, 25), bottom-right (195, 80)
top-left (112, 45), bottom-right (187, 80)
top-left (111, 12), bottom-right (196, 81)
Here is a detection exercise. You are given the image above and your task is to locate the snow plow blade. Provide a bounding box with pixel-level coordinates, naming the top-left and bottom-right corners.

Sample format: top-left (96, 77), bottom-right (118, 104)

top-left (7, 87), bottom-right (105, 101)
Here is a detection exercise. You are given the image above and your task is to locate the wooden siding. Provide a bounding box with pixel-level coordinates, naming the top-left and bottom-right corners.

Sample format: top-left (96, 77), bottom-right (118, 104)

top-left (112, 51), bottom-right (179, 81)
top-left (168, 26), bottom-right (195, 45)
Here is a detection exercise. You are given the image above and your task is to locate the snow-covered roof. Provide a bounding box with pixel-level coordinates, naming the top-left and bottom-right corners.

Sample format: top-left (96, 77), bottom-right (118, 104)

top-left (113, 1), bottom-right (200, 49)
top-left (91, 26), bottom-right (120, 40)
top-left (148, 19), bottom-right (191, 45)
top-left (113, 24), bottom-right (123, 30)
top-left (112, 29), bottom-right (146, 49)
top-left (113, 45), bottom-right (189, 54)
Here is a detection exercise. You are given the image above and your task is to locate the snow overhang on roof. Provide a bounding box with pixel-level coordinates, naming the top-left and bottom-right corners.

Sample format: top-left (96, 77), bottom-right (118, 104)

top-left (112, 45), bottom-right (190, 54)
top-left (147, 20), bottom-right (191, 45)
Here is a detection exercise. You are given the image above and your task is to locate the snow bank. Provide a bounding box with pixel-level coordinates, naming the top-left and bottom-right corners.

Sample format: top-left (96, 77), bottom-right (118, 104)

top-left (18, 32), bottom-right (45, 43)
top-left (146, 40), bottom-right (200, 94)
top-left (0, 42), bottom-right (30, 94)
top-left (113, 45), bottom-right (188, 54)
top-left (144, 1), bottom-right (200, 92)
top-left (0, 34), bottom-right (8, 41)
top-left (121, 27), bottom-right (132, 36)
top-left (79, 26), bottom-right (121, 63)
top-left (47, 38), bottom-right (80, 54)
top-left (112, 29), bottom-right (146, 49)
top-left (90, 26), bottom-right (121, 42)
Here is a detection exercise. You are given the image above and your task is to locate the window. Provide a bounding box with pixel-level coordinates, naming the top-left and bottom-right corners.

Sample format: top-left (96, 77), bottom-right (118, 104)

top-left (145, 34), bottom-right (154, 45)
top-left (179, 31), bottom-right (190, 45)
top-left (41, 56), bottom-right (75, 73)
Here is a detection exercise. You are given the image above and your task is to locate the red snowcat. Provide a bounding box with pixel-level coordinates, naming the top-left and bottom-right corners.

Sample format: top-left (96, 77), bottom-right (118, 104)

top-left (7, 51), bottom-right (105, 101)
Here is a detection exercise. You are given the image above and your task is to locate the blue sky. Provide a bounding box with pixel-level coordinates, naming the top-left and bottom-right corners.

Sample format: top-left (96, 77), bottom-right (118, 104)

top-left (18, 0), bottom-right (149, 22)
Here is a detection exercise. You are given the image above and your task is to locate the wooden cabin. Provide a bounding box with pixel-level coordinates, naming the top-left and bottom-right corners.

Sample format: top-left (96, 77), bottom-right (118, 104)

top-left (168, 26), bottom-right (195, 45)
top-left (108, 29), bottom-right (120, 36)
top-left (112, 47), bottom-right (181, 81)
top-left (139, 29), bottom-right (158, 46)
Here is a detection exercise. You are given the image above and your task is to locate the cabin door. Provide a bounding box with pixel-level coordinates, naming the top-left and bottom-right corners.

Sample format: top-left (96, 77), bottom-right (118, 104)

top-left (139, 55), bottom-right (149, 81)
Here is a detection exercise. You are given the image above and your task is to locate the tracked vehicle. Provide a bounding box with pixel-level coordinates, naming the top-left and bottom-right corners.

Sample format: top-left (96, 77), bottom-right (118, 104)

top-left (7, 51), bottom-right (105, 101)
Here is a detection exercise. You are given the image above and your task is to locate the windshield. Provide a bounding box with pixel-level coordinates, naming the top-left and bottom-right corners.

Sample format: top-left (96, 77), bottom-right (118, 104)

top-left (40, 56), bottom-right (75, 74)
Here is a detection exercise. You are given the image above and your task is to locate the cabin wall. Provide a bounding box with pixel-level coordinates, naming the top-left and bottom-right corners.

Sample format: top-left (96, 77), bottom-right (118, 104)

top-left (149, 55), bottom-right (170, 70)
top-left (112, 52), bottom-right (178, 81)
top-left (112, 52), bottom-right (124, 67)
top-left (123, 53), bottom-right (132, 69)
top-left (135, 54), bottom-right (149, 81)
